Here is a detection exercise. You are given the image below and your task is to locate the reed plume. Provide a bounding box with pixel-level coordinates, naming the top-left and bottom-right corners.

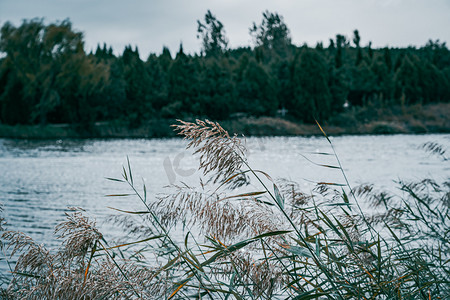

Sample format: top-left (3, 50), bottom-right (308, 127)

top-left (173, 119), bottom-right (246, 183)
top-left (2, 208), bottom-right (169, 299)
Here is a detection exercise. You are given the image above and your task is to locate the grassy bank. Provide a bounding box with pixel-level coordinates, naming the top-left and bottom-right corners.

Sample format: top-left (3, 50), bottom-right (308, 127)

top-left (0, 103), bottom-right (449, 139)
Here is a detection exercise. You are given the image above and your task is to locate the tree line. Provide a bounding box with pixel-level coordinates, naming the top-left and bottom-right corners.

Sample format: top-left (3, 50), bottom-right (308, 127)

top-left (1, 11), bottom-right (449, 128)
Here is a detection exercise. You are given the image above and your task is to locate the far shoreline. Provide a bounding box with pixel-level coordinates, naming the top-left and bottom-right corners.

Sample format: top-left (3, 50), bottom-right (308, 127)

top-left (1, 103), bottom-right (449, 140)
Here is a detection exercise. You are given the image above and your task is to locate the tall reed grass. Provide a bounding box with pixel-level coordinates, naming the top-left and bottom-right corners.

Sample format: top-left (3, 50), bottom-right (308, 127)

top-left (1, 119), bottom-right (449, 299)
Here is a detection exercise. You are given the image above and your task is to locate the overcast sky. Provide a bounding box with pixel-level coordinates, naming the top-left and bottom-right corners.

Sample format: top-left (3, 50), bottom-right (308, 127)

top-left (1, 0), bottom-right (450, 59)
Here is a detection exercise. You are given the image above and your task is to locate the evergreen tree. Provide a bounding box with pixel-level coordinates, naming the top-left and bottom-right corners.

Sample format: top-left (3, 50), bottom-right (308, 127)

top-left (371, 56), bottom-right (394, 104)
top-left (335, 34), bottom-right (347, 68)
top-left (145, 54), bottom-right (169, 113)
top-left (367, 41), bottom-right (374, 61)
top-left (237, 57), bottom-right (276, 116)
top-left (165, 44), bottom-right (199, 118)
top-left (290, 49), bottom-right (332, 122)
top-left (121, 46), bottom-right (152, 126)
top-left (328, 67), bottom-right (348, 113)
top-left (394, 54), bottom-right (422, 104)
top-left (328, 39), bottom-right (335, 50)
top-left (383, 47), bottom-right (392, 71)
top-left (197, 10), bottom-right (228, 57)
top-left (272, 58), bottom-right (293, 112)
top-left (196, 57), bottom-right (235, 119)
top-left (102, 58), bottom-right (126, 120)
top-left (353, 30), bottom-right (363, 66)
top-left (250, 11), bottom-right (291, 56)
top-left (422, 40), bottom-right (450, 68)
top-left (347, 61), bottom-right (377, 106)
top-left (159, 47), bottom-right (173, 71)
top-left (315, 42), bottom-right (324, 51)
top-left (416, 59), bottom-right (448, 103)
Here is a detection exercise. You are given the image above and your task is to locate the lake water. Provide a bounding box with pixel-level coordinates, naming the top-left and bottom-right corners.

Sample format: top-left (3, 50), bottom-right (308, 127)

top-left (0, 134), bottom-right (449, 276)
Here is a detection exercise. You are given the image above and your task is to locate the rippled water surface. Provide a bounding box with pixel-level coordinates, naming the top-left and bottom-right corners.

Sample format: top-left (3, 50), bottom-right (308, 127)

top-left (1, 134), bottom-right (449, 275)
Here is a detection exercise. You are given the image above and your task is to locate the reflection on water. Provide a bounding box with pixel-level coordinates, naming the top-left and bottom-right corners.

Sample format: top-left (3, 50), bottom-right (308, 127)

top-left (0, 134), bottom-right (449, 275)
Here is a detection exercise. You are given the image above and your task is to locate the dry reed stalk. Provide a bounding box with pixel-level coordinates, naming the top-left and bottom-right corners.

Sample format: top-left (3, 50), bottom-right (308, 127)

top-left (152, 184), bottom-right (286, 243)
top-left (1, 208), bottom-right (169, 299)
top-left (173, 119), bottom-right (246, 183)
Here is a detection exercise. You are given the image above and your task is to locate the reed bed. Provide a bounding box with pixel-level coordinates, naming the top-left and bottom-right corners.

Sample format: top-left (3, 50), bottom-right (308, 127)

top-left (1, 120), bottom-right (449, 299)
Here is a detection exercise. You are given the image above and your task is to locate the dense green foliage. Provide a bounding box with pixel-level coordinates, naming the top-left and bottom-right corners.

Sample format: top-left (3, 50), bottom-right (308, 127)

top-left (1, 12), bottom-right (450, 128)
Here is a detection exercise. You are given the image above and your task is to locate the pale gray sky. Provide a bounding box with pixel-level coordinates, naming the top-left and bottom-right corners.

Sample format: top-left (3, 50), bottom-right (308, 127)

top-left (1, 0), bottom-right (449, 58)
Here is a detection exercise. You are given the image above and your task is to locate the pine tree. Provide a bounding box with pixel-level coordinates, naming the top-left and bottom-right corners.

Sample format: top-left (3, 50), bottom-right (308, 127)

top-left (394, 54), bottom-right (422, 104)
top-left (353, 30), bottom-right (363, 66)
top-left (335, 34), bottom-right (347, 68)
top-left (250, 11), bottom-right (291, 57)
top-left (290, 49), bottom-right (332, 122)
top-left (197, 10), bottom-right (228, 57)
top-left (121, 45), bottom-right (152, 126)
top-left (166, 44), bottom-right (199, 118)
top-left (236, 57), bottom-right (276, 116)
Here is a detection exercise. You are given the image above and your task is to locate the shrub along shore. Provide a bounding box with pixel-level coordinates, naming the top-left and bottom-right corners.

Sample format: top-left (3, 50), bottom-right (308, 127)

top-left (0, 103), bottom-right (448, 139)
